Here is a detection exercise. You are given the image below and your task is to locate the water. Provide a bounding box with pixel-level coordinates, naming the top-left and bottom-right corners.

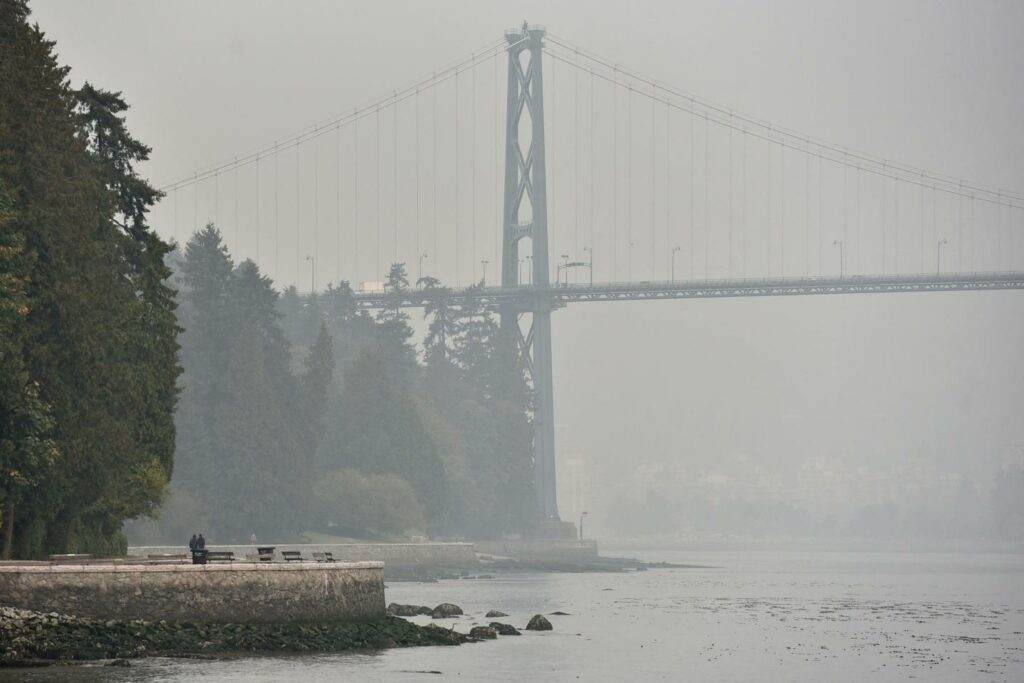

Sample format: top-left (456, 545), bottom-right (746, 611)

top-left (3, 549), bottom-right (1022, 681)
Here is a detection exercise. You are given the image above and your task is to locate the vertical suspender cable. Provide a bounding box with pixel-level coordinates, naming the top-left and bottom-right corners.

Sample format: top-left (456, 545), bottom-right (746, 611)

top-left (613, 70), bottom-right (618, 280)
top-left (780, 143), bottom-right (785, 276)
top-left (415, 88), bottom-right (420, 282)
top-left (704, 113), bottom-right (708, 279)
top-left (894, 175), bottom-right (900, 273)
top-left (818, 153), bottom-right (823, 275)
top-left (393, 92), bottom-right (398, 265)
top-left (215, 172), bottom-right (220, 228)
top-left (494, 53), bottom-right (500, 275)
top-left (958, 183), bottom-right (963, 271)
top-left (193, 175), bottom-right (197, 238)
top-left (314, 129), bottom-right (319, 282)
top-left (454, 70), bottom-right (460, 286)
top-left (295, 142), bottom-right (300, 287)
top-left (353, 113), bottom-right (359, 284)
top-left (376, 105), bottom-right (381, 280)
top-left (767, 129), bottom-right (772, 276)
top-left (689, 100), bottom-right (694, 279)
top-left (432, 79), bottom-right (438, 280)
top-left (174, 187), bottom-right (179, 244)
top-left (255, 153), bottom-right (260, 266)
top-left (665, 98), bottom-right (670, 279)
top-left (626, 83), bottom-right (632, 281)
top-left (336, 123), bottom-right (341, 283)
top-left (472, 59), bottom-right (477, 281)
top-left (650, 83), bottom-right (655, 278)
top-left (575, 51), bottom-right (580, 281)
top-left (855, 165), bottom-right (860, 273)
top-left (804, 144), bottom-right (809, 275)
top-left (274, 143), bottom-right (279, 280)
top-left (591, 69), bottom-right (595, 279)
top-left (881, 163), bottom-right (887, 273)
top-left (920, 172), bottom-right (925, 273)
top-left (728, 115), bottom-right (733, 278)
top-left (234, 160), bottom-right (239, 256)
top-left (339, 123), bottom-right (344, 282)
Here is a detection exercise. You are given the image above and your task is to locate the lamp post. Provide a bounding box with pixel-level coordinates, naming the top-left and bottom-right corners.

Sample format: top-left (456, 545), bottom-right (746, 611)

top-left (481, 259), bottom-right (490, 285)
top-left (418, 253), bottom-right (428, 284)
top-left (525, 255), bottom-right (533, 285)
top-left (583, 246), bottom-right (593, 286)
top-left (628, 242), bottom-right (636, 281)
top-left (518, 258), bottom-right (524, 284)
top-left (936, 239), bottom-right (948, 274)
top-left (305, 255), bottom-right (316, 293)
top-left (832, 240), bottom-right (844, 280)
top-left (559, 254), bottom-right (569, 286)
top-left (579, 511), bottom-right (588, 541)
top-left (671, 245), bottom-right (681, 282)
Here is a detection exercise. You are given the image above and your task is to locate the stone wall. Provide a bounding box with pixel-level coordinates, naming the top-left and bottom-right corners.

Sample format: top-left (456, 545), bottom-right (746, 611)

top-left (0, 562), bottom-right (384, 623)
top-left (475, 538), bottom-right (599, 561)
top-left (128, 542), bottom-right (478, 567)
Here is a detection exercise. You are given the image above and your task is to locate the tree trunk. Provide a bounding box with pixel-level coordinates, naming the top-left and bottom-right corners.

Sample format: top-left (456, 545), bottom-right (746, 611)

top-left (1, 500), bottom-right (13, 560)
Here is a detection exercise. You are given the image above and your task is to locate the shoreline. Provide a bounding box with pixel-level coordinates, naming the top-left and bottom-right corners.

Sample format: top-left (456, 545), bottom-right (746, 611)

top-left (0, 606), bottom-right (471, 668)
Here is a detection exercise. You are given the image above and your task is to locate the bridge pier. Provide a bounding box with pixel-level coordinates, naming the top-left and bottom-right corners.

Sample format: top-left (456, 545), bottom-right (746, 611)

top-left (500, 23), bottom-right (561, 522)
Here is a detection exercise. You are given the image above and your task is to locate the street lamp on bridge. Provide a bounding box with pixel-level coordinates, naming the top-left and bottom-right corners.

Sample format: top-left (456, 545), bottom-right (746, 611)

top-left (525, 255), bottom-right (532, 285)
top-left (305, 255), bottom-right (316, 293)
top-left (832, 240), bottom-right (844, 280)
top-left (628, 241), bottom-right (637, 281)
top-left (937, 239), bottom-right (948, 274)
top-left (671, 245), bottom-right (681, 282)
top-left (583, 246), bottom-right (593, 286)
top-left (417, 253), bottom-right (428, 284)
top-left (559, 254), bottom-right (570, 286)
top-left (481, 259), bottom-right (490, 285)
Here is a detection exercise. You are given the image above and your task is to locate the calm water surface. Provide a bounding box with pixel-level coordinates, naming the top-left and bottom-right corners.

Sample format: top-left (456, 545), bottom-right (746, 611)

top-left (3, 549), bottom-right (1022, 681)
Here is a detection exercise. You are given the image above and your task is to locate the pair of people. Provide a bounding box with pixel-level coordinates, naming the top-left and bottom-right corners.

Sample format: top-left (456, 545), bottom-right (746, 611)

top-left (188, 533), bottom-right (206, 551)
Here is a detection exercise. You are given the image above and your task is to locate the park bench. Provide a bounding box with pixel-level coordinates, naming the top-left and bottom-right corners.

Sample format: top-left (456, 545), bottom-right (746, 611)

top-left (256, 546), bottom-right (276, 562)
top-left (281, 550), bottom-right (304, 562)
top-left (205, 551), bottom-right (235, 563)
top-left (311, 551), bottom-right (337, 562)
top-left (146, 553), bottom-right (189, 564)
top-left (48, 553), bottom-right (93, 562)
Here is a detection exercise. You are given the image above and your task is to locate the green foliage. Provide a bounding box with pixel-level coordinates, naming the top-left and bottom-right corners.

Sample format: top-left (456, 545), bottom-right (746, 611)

top-left (0, 3), bottom-right (180, 558)
top-left (311, 469), bottom-right (426, 539)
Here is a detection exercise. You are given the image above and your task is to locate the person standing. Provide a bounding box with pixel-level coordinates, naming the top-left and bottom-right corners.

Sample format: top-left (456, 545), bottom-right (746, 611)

top-left (189, 534), bottom-right (198, 552)
top-left (197, 533), bottom-right (206, 550)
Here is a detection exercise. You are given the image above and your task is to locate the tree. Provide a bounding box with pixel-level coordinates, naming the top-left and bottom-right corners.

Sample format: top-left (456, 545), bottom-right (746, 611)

top-left (0, 3), bottom-right (180, 556)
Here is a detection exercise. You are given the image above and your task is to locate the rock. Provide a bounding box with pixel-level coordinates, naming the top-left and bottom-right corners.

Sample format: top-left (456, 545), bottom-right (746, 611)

top-left (468, 626), bottom-right (497, 640)
top-left (484, 610), bottom-right (508, 618)
top-left (525, 614), bottom-right (553, 631)
top-left (549, 611), bottom-right (570, 616)
top-left (430, 603), bottom-right (464, 619)
top-left (387, 603), bottom-right (433, 617)
top-left (489, 622), bottom-right (521, 636)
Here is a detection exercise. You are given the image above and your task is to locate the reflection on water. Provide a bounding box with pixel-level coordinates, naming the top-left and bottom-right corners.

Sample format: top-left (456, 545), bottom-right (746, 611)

top-left (2, 550), bottom-right (1022, 681)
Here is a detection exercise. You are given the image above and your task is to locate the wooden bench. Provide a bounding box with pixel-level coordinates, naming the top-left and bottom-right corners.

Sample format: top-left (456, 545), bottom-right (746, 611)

top-left (281, 550), bottom-right (304, 562)
top-left (146, 553), bottom-right (189, 564)
top-left (311, 551), bottom-right (337, 563)
top-left (48, 554), bottom-right (93, 563)
top-left (205, 551), bottom-right (235, 563)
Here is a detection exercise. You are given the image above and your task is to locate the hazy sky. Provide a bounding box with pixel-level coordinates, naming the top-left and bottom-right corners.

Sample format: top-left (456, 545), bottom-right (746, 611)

top-left (32, 0), bottom-right (1024, 531)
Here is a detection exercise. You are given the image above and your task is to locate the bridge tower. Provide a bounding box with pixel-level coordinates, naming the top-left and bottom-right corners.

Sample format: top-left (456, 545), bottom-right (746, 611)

top-left (500, 23), bottom-right (562, 523)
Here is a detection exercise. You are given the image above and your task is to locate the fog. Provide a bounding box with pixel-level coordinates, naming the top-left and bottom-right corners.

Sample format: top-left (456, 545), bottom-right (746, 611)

top-left (34, 0), bottom-right (1024, 544)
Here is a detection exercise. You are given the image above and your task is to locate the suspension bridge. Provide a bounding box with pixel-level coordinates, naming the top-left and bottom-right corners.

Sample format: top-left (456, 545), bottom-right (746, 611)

top-left (156, 23), bottom-right (1024, 530)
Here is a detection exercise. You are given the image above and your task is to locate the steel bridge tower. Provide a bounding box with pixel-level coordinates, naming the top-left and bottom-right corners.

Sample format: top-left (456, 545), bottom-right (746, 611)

top-left (500, 23), bottom-right (562, 522)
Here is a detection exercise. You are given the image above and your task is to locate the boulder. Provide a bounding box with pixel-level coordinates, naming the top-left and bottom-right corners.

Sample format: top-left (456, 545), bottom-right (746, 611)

top-left (549, 611), bottom-right (571, 616)
top-left (489, 622), bottom-right (521, 636)
top-left (485, 610), bottom-right (508, 618)
top-left (430, 603), bottom-right (464, 619)
top-left (468, 626), bottom-right (497, 640)
top-left (387, 603), bottom-right (433, 617)
top-left (525, 614), bottom-right (553, 631)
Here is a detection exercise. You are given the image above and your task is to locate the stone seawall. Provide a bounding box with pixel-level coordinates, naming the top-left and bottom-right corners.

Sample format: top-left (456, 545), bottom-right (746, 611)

top-left (475, 539), bottom-right (599, 561)
top-left (129, 542), bottom-right (478, 567)
top-left (0, 562), bottom-right (384, 624)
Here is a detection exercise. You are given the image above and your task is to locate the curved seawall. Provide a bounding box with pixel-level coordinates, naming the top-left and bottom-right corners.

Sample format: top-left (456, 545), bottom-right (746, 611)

top-left (0, 562), bottom-right (384, 623)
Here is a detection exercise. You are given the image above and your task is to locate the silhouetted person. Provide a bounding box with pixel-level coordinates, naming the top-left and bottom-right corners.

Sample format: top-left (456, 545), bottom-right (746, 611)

top-left (189, 534), bottom-right (198, 551)
top-left (197, 533), bottom-right (206, 549)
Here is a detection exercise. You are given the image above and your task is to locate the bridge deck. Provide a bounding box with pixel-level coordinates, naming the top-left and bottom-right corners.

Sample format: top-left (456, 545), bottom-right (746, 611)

top-left (351, 272), bottom-right (1024, 309)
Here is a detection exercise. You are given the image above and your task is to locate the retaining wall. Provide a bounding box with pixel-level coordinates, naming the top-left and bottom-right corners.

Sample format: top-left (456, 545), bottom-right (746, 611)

top-left (128, 542), bottom-right (478, 567)
top-left (0, 562), bottom-right (384, 623)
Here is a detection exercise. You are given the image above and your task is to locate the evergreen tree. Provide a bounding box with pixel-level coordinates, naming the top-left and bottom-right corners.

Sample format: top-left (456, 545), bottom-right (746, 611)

top-left (0, 2), bottom-right (180, 556)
